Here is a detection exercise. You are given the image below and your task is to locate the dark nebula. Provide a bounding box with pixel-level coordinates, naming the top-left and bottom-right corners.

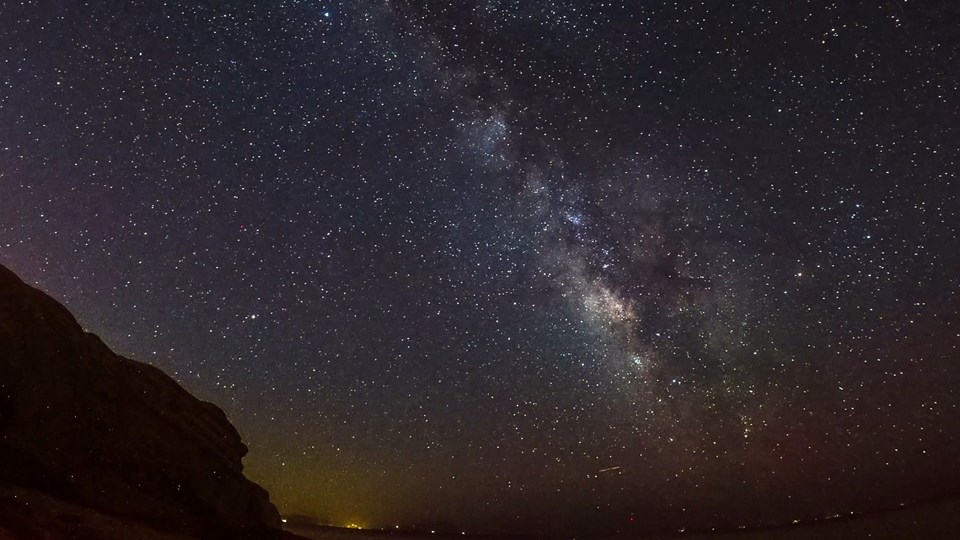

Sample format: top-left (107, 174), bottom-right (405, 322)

top-left (1, 1), bottom-right (958, 534)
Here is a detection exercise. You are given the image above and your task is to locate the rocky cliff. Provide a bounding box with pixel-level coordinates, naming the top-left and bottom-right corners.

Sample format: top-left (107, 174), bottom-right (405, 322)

top-left (0, 264), bottom-right (285, 538)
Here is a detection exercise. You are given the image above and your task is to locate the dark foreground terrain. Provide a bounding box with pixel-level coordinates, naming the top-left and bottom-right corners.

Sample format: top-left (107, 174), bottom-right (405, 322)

top-left (285, 494), bottom-right (960, 540)
top-left (0, 263), bottom-right (291, 539)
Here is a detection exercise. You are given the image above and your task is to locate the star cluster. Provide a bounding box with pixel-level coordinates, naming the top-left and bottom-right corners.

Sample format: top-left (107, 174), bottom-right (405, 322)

top-left (1, 0), bottom-right (959, 534)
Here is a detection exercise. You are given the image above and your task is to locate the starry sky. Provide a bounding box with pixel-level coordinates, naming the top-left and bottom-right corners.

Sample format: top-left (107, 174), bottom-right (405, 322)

top-left (2, 0), bottom-right (959, 534)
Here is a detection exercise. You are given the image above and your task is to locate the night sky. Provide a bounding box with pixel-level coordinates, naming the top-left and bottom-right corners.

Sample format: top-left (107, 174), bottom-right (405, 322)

top-left (2, 0), bottom-right (959, 534)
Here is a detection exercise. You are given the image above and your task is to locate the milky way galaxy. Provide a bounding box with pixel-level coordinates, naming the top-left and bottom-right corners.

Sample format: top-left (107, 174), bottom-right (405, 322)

top-left (1, 1), bottom-right (959, 534)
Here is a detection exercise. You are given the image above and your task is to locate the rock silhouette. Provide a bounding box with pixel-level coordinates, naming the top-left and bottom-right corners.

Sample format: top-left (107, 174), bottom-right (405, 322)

top-left (0, 264), bottom-right (286, 538)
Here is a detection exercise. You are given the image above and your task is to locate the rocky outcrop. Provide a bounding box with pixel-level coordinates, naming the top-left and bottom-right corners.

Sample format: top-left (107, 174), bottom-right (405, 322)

top-left (0, 264), bottom-right (284, 538)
